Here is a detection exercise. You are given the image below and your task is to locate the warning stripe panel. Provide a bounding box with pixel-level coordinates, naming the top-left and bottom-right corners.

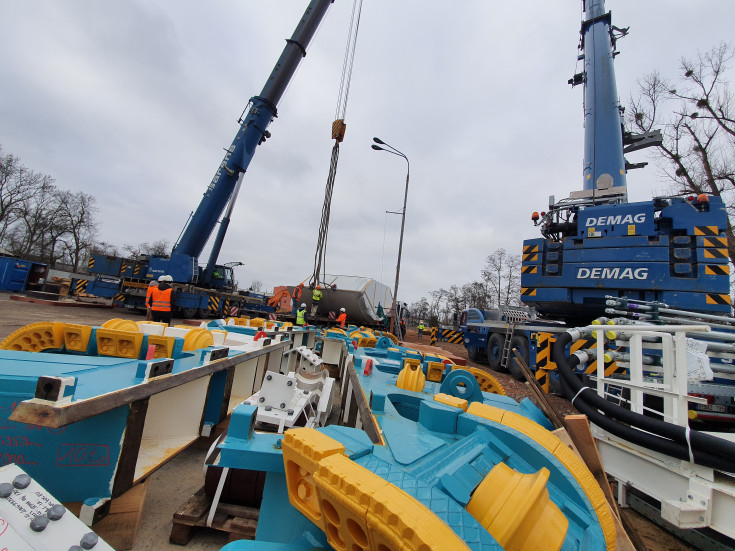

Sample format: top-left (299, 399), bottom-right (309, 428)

top-left (75, 280), bottom-right (88, 293)
top-left (694, 226), bottom-right (719, 237)
top-left (705, 264), bottom-right (729, 276)
top-left (702, 236), bottom-right (728, 248)
top-left (523, 245), bottom-right (539, 254)
top-left (704, 248), bottom-right (728, 259)
top-left (522, 266), bottom-right (538, 274)
top-left (113, 294), bottom-right (125, 302)
top-left (706, 294), bottom-right (731, 306)
top-left (522, 253), bottom-right (539, 262)
top-left (521, 288), bottom-right (537, 297)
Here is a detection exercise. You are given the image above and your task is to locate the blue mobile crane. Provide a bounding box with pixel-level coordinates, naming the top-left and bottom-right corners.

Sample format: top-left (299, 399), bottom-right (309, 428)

top-left (85, 0), bottom-right (335, 318)
top-left (461, 0), bottom-right (734, 420)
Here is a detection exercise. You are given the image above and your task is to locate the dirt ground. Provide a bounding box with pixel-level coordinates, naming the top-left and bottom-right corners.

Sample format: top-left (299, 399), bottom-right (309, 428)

top-left (0, 293), bottom-right (696, 550)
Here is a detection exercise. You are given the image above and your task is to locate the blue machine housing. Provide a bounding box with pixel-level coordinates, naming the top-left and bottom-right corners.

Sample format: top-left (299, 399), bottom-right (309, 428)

top-left (522, 196), bottom-right (731, 321)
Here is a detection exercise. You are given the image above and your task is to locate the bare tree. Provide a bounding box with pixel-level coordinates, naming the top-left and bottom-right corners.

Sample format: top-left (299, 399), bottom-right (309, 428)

top-left (123, 239), bottom-right (170, 257)
top-left (249, 280), bottom-right (263, 292)
top-left (59, 191), bottom-right (98, 271)
top-left (481, 248), bottom-right (521, 307)
top-left (628, 42), bottom-right (735, 264)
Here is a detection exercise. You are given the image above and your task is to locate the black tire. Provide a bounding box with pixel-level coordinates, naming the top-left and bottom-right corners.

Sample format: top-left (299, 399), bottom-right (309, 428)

top-left (179, 307), bottom-right (197, 319)
top-left (508, 335), bottom-right (529, 381)
top-left (196, 308), bottom-right (209, 319)
top-left (486, 333), bottom-right (505, 371)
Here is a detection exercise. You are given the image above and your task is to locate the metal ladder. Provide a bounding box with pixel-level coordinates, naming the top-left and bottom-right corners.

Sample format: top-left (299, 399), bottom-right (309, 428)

top-left (499, 307), bottom-right (531, 369)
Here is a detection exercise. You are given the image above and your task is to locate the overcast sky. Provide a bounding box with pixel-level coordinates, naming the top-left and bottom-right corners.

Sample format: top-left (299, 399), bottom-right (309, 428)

top-left (1, 1), bottom-right (733, 305)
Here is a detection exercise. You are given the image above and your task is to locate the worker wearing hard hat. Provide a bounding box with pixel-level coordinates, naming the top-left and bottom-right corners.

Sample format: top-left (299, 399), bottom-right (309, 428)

top-left (148, 275), bottom-right (174, 324)
top-left (311, 285), bottom-right (322, 317)
top-left (296, 303), bottom-right (308, 326)
top-left (417, 320), bottom-right (425, 341)
top-left (336, 307), bottom-right (347, 329)
top-left (145, 280), bottom-right (158, 321)
top-left (291, 283), bottom-right (304, 314)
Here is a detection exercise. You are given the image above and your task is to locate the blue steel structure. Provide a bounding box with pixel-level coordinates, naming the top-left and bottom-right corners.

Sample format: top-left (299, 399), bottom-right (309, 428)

top-left (521, 0), bottom-right (730, 321)
top-left (86, 0), bottom-right (335, 317)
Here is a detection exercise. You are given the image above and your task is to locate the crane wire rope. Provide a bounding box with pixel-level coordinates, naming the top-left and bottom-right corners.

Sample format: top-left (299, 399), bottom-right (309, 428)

top-left (310, 0), bottom-right (364, 289)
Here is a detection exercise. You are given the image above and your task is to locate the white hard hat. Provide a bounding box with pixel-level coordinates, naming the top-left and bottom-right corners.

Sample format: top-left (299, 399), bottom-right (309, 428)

top-left (340, 308), bottom-right (345, 312)
top-left (158, 275), bottom-right (173, 282)
top-left (149, 280), bottom-right (158, 286)
top-left (301, 303), bottom-right (306, 308)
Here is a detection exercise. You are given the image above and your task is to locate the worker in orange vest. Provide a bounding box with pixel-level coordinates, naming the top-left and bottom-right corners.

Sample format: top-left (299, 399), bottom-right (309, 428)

top-left (147, 275), bottom-right (174, 324)
top-left (336, 307), bottom-right (347, 328)
top-left (291, 283), bottom-right (304, 314)
top-left (145, 280), bottom-right (158, 321)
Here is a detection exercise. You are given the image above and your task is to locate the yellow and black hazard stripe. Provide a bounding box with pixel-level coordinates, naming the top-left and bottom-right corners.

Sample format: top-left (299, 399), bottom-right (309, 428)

top-left (704, 248), bottom-right (728, 260)
top-left (694, 225), bottom-right (720, 237)
top-left (113, 293), bottom-right (126, 303)
top-left (701, 236), bottom-right (727, 248)
top-left (133, 264), bottom-right (142, 276)
top-left (523, 253), bottom-right (539, 262)
top-left (120, 262), bottom-right (130, 273)
top-left (521, 288), bottom-right (537, 297)
top-left (440, 329), bottom-right (463, 344)
top-left (522, 265), bottom-right (538, 274)
top-left (535, 332), bottom-right (557, 394)
top-left (430, 327), bottom-right (438, 346)
top-left (572, 337), bottom-right (621, 377)
top-left (88, 257), bottom-right (95, 270)
top-left (706, 293), bottom-right (731, 306)
top-left (75, 280), bottom-right (88, 294)
top-left (705, 264), bottom-right (729, 276)
top-left (208, 295), bottom-right (220, 312)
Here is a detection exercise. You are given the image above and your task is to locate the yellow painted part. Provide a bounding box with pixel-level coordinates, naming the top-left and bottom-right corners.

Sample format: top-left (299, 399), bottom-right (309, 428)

top-left (146, 335), bottom-right (177, 359)
top-left (357, 337), bottom-right (377, 348)
top-left (396, 363), bottom-right (426, 392)
top-left (63, 324), bottom-right (93, 353)
top-left (467, 462), bottom-right (568, 551)
top-left (249, 317), bottom-right (267, 328)
top-left (469, 367), bottom-right (506, 395)
top-left (387, 347), bottom-right (400, 353)
top-left (434, 393), bottom-right (468, 411)
top-left (0, 322), bottom-right (65, 352)
top-left (309, 452), bottom-right (470, 551)
top-left (426, 361), bottom-right (445, 382)
top-left (406, 350), bottom-right (423, 361)
top-left (96, 328), bottom-right (144, 359)
top-left (466, 401), bottom-right (505, 424)
top-left (326, 328), bottom-right (348, 337)
top-left (101, 318), bottom-right (140, 333)
top-left (404, 357), bottom-right (421, 369)
top-left (384, 332), bottom-right (399, 344)
top-left (466, 402), bottom-right (616, 550)
top-left (280, 322), bottom-right (294, 329)
top-left (182, 328), bottom-right (215, 351)
top-left (282, 428), bottom-right (346, 526)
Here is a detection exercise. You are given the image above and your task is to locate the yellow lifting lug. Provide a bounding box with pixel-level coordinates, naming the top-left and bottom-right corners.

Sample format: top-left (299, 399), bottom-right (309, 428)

top-left (331, 119), bottom-right (347, 142)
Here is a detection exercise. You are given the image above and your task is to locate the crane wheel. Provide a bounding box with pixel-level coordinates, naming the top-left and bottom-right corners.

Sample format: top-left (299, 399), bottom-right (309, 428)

top-left (486, 333), bottom-right (505, 372)
top-left (508, 336), bottom-right (529, 381)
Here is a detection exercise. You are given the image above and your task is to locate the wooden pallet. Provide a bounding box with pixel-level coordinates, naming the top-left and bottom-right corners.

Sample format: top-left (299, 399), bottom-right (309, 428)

top-left (170, 487), bottom-right (258, 545)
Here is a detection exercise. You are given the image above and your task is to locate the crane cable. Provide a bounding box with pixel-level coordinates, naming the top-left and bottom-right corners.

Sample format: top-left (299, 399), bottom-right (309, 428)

top-left (310, 0), bottom-right (364, 289)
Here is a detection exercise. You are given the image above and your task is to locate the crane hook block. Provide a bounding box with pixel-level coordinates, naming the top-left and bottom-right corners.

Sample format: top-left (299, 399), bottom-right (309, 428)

top-left (331, 119), bottom-right (346, 142)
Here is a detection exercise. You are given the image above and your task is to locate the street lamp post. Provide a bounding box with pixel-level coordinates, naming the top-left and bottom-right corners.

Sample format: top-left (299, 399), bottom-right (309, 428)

top-left (372, 137), bottom-right (409, 340)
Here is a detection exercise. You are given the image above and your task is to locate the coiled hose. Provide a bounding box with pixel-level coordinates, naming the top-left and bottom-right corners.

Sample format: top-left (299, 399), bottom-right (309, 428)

top-left (553, 330), bottom-right (735, 472)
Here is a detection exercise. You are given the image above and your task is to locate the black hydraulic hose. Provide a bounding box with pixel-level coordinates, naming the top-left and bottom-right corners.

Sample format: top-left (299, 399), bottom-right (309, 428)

top-left (554, 331), bottom-right (735, 472)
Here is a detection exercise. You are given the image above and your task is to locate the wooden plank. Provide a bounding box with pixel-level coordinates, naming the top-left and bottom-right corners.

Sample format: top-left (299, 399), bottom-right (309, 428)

top-left (10, 340), bottom-right (291, 428)
top-left (112, 398), bottom-right (149, 498)
top-left (512, 349), bottom-right (566, 429)
top-left (67, 479), bottom-right (150, 551)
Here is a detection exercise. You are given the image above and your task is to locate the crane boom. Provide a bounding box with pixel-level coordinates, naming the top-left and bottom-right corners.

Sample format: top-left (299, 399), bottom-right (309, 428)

top-left (173, 0), bottom-right (334, 273)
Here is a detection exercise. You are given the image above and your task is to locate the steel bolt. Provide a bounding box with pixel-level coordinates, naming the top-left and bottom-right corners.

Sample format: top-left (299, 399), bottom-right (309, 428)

top-left (30, 515), bottom-right (50, 532)
top-left (13, 474), bottom-right (31, 489)
top-left (265, 406), bottom-right (272, 411)
top-left (287, 380), bottom-right (293, 386)
top-left (0, 482), bottom-right (12, 498)
top-left (80, 531), bottom-right (99, 549)
top-left (287, 409), bottom-right (294, 415)
top-left (280, 403), bottom-right (286, 409)
top-left (266, 374), bottom-right (272, 381)
top-left (47, 504), bottom-right (66, 520)
top-left (259, 397), bottom-right (265, 403)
